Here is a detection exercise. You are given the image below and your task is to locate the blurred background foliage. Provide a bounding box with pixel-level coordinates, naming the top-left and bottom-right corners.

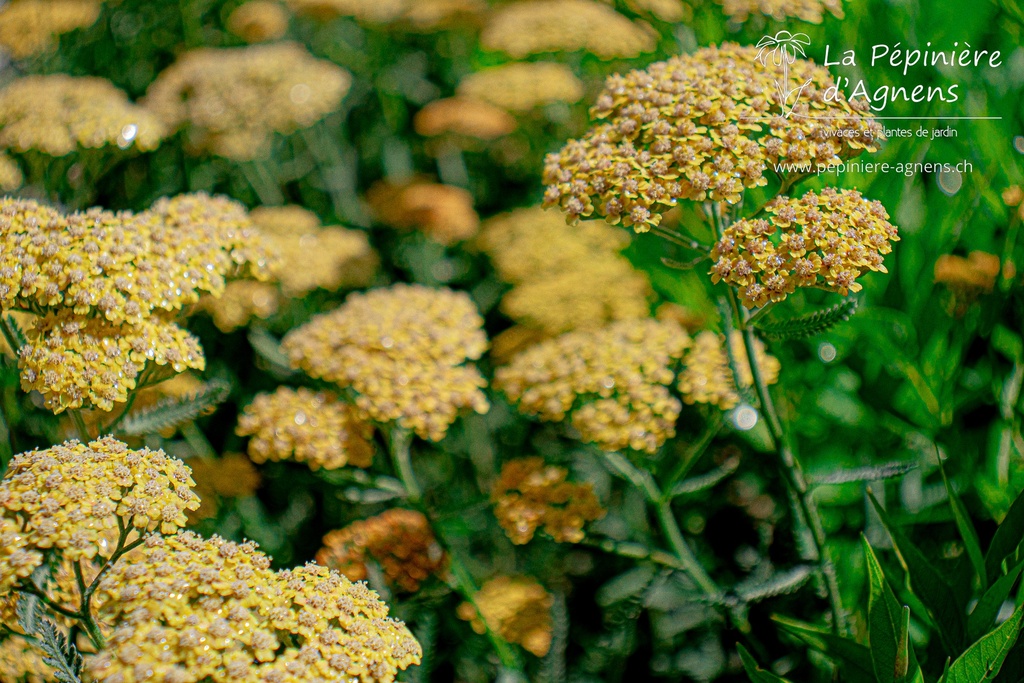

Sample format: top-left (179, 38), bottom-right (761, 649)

top-left (0, 0), bottom-right (1023, 681)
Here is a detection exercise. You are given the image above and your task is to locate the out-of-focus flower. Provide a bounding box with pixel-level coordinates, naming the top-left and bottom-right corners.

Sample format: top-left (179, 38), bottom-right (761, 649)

top-left (284, 0), bottom-right (407, 22)
top-left (367, 180), bottom-right (479, 245)
top-left (478, 207), bottom-right (650, 335)
top-left (718, 0), bottom-right (843, 23)
top-left (457, 576), bottom-right (553, 657)
top-left (0, 0), bottom-right (101, 59)
top-left (492, 457), bottom-right (605, 544)
top-left (414, 97), bottom-right (517, 141)
top-left (0, 152), bottom-right (23, 191)
top-left (0, 437), bottom-right (199, 592)
top-left (543, 44), bottom-right (882, 230)
top-left (489, 325), bottom-right (549, 366)
top-left (237, 386), bottom-right (375, 470)
top-left (317, 509), bottom-right (446, 592)
top-left (1004, 185), bottom-right (1024, 220)
top-left (709, 188), bottom-right (899, 307)
top-left (458, 62), bottom-right (584, 113)
top-left (144, 42), bottom-right (351, 160)
top-left (186, 453), bottom-right (262, 522)
top-left (199, 280), bottom-right (280, 332)
top-left (227, 0), bottom-right (291, 42)
top-left (0, 75), bottom-right (164, 156)
top-left (89, 531), bottom-right (422, 683)
top-left (282, 284), bottom-right (489, 441)
top-left (396, 0), bottom-right (486, 30)
top-left (481, 0), bottom-right (656, 59)
top-left (284, 0), bottom-right (483, 27)
top-left (624, 0), bottom-right (689, 22)
top-left (677, 330), bottom-right (780, 410)
top-left (0, 636), bottom-right (53, 682)
top-left (495, 319), bottom-right (689, 453)
top-left (934, 251), bottom-right (1002, 293)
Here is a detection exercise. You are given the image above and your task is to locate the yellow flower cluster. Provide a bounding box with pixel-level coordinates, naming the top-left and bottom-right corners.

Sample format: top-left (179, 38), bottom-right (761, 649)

top-left (457, 62), bottom-right (585, 113)
top-left (227, 0), bottom-right (291, 42)
top-left (0, 152), bottom-right (23, 191)
top-left (237, 386), bottom-right (375, 470)
top-left (144, 42), bottom-right (351, 160)
top-left (457, 576), bottom-right (553, 657)
top-left (89, 531), bottom-right (422, 683)
top-left (934, 251), bottom-right (1001, 294)
top-left (187, 453), bottom-right (262, 522)
top-left (676, 330), bottom-right (780, 410)
top-left (481, 0), bottom-right (657, 59)
top-left (202, 205), bottom-right (378, 331)
top-left (542, 44), bottom-right (882, 230)
top-left (282, 284), bottom-right (489, 441)
top-left (0, 636), bottom-right (53, 683)
top-left (317, 509), bottom-right (446, 593)
top-left (709, 188), bottom-right (899, 307)
top-left (624, 0), bottom-right (689, 22)
top-left (477, 207), bottom-right (650, 335)
top-left (492, 457), bottom-right (605, 544)
top-left (0, 194), bottom-right (273, 411)
top-left (414, 97), bottom-right (518, 141)
top-left (718, 0), bottom-right (844, 23)
top-left (0, 75), bottom-right (164, 156)
top-left (0, 0), bottom-right (101, 59)
top-left (367, 180), bottom-right (480, 245)
top-left (284, 0), bottom-right (483, 28)
top-left (495, 319), bottom-right (690, 453)
top-left (0, 437), bottom-right (199, 592)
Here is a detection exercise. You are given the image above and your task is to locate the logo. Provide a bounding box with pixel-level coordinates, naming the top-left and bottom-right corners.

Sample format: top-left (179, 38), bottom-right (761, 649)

top-left (755, 31), bottom-right (812, 118)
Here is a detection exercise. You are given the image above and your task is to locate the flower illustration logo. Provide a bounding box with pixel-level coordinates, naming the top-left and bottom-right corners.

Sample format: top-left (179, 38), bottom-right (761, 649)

top-left (756, 31), bottom-right (812, 118)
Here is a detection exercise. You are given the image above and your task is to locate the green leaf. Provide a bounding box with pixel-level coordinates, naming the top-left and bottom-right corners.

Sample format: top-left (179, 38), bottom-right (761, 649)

top-left (969, 561), bottom-right (1024, 643)
top-left (811, 461), bottom-right (918, 486)
top-left (942, 602), bottom-right (1024, 683)
top-left (115, 379), bottom-right (230, 437)
top-left (737, 643), bottom-right (793, 683)
top-left (595, 565), bottom-right (657, 607)
top-left (16, 596), bottom-right (81, 683)
top-left (864, 537), bottom-right (925, 683)
top-left (985, 488), bottom-right (1024, 585)
top-left (248, 327), bottom-right (296, 377)
top-left (735, 566), bottom-right (813, 604)
top-left (940, 460), bottom-right (987, 590)
top-left (670, 456), bottom-right (740, 497)
top-left (771, 615), bottom-right (875, 683)
top-left (869, 492), bottom-right (966, 653)
top-left (753, 299), bottom-right (859, 341)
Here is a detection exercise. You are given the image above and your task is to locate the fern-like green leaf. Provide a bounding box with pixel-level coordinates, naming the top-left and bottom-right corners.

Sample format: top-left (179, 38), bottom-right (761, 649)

top-left (115, 379), bottom-right (230, 437)
top-left (811, 461), bottom-right (918, 485)
top-left (16, 597), bottom-right (82, 683)
top-left (754, 300), bottom-right (859, 341)
top-left (671, 456), bottom-right (740, 497)
top-left (735, 566), bottom-right (813, 604)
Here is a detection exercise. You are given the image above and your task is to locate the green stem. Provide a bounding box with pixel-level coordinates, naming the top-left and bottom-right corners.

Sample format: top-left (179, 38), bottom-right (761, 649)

top-left (104, 391), bottom-right (137, 436)
top-left (387, 428), bottom-right (524, 673)
top-left (70, 410), bottom-right (91, 442)
top-left (662, 414), bottom-right (723, 496)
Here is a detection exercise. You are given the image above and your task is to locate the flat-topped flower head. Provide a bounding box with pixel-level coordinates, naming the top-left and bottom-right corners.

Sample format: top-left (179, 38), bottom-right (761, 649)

top-left (478, 207), bottom-right (650, 335)
top-left (492, 457), bottom-right (605, 544)
top-left (0, 437), bottom-right (198, 591)
top-left (0, 0), bottom-right (101, 59)
top-left (677, 330), bottom-right (780, 410)
top-left (227, 0), bottom-right (291, 42)
top-left (481, 0), bottom-right (657, 60)
top-left (0, 153), bottom-right (23, 191)
top-left (414, 97), bottom-right (518, 141)
top-left (89, 531), bottom-right (421, 683)
top-left (543, 44), bottom-right (882, 230)
top-left (144, 42), bottom-right (351, 160)
top-left (282, 284), bottom-right (489, 441)
top-left (285, 0), bottom-right (407, 22)
top-left (457, 576), bottom-right (553, 657)
top-left (709, 188), bottom-right (899, 307)
top-left (237, 387), bottom-right (375, 470)
top-left (457, 62), bottom-right (585, 113)
top-left (625, 0), bottom-right (689, 22)
top-left (0, 75), bottom-right (164, 156)
top-left (718, 0), bottom-right (843, 23)
top-left (495, 319), bottom-right (690, 453)
top-left (367, 180), bottom-right (480, 245)
top-left (317, 509), bottom-right (446, 592)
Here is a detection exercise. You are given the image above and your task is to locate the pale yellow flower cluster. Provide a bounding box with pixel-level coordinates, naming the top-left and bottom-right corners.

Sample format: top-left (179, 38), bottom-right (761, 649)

top-left (227, 0), bottom-right (291, 42)
top-left (0, 152), bottom-right (23, 191)
top-left (457, 576), bottom-right (553, 657)
top-left (624, 0), bottom-right (689, 22)
top-left (367, 180), bottom-right (480, 245)
top-left (0, 437), bottom-right (199, 593)
top-left (709, 188), bottom-right (899, 307)
top-left (285, 0), bottom-right (484, 29)
top-left (317, 509), bottom-right (446, 592)
top-left (543, 44), bottom-right (882, 230)
top-left (481, 0), bottom-right (657, 59)
top-left (492, 457), bottom-right (605, 544)
top-left (676, 330), bottom-right (780, 410)
top-left (187, 453), bottom-right (262, 522)
top-left (0, 75), bottom-right (164, 157)
top-left (495, 319), bottom-right (690, 453)
top-left (414, 97), bottom-right (518, 141)
top-left (237, 386), bottom-right (375, 470)
top-left (0, 194), bottom-right (273, 411)
top-left (89, 531), bottom-right (422, 683)
top-left (0, 636), bottom-right (53, 682)
top-left (282, 284), bottom-right (489, 441)
top-left (144, 42), bottom-right (351, 160)
top-left (0, 0), bottom-right (101, 59)
top-left (458, 62), bottom-right (584, 113)
top-left (934, 251), bottom-right (1001, 293)
top-left (201, 205), bottom-right (378, 331)
top-left (478, 207), bottom-right (650, 335)
top-left (718, 0), bottom-right (843, 23)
